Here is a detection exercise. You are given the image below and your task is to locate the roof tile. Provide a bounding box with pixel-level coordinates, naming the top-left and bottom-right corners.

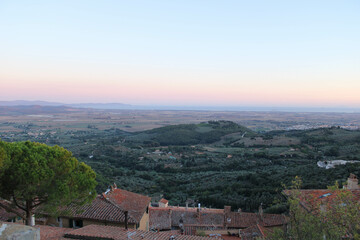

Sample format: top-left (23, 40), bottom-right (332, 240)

top-left (103, 188), bottom-right (151, 223)
top-left (65, 224), bottom-right (222, 240)
top-left (58, 194), bottom-right (137, 224)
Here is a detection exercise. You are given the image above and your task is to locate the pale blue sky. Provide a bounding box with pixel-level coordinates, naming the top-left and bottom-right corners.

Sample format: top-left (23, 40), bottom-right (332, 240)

top-left (0, 1), bottom-right (359, 107)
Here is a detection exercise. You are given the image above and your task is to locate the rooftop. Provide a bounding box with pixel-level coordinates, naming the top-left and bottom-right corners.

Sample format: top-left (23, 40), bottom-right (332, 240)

top-left (227, 212), bottom-right (286, 228)
top-left (102, 187), bottom-right (151, 223)
top-left (150, 206), bottom-right (225, 231)
top-left (36, 225), bottom-right (73, 240)
top-left (57, 194), bottom-right (137, 224)
top-left (160, 198), bottom-right (169, 204)
top-left (284, 188), bottom-right (360, 212)
top-left (0, 199), bottom-right (24, 221)
top-left (64, 224), bottom-right (223, 240)
top-left (239, 224), bottom-right (272, 240)
top-left (150, 205), bottom-right (286, 231)
top-left (149, 207), bottom-right (172, 230)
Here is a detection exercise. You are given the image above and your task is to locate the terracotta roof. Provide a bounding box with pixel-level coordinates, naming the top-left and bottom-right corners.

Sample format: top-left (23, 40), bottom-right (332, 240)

top-left (57, 194), bottom-right (137, 224)
top-left (151, 206), bottom-right (286, 231)
top-left (149, 207), bottom-right (172, 230)
top-left (36, 225), bottom-right (73, 240)
top-left (227, 212), bottom-right (286, 228)
top-left (240, 224), bottom-right (271, 240)
top-left (0, 199), bottom-right (24, 221)
top-left (0, 206), bottom-right (17, 221)
top-left (103, 188), bottom-right (151, 223)
top-left (160, 198), bottom-right (169, 204)
top-left (284, 189), bottom-right (360, 212)
top-left (64, 224), bottom-right (222, 239)
top-left (150, 206), bottom-right (224, 230)
top-left (171, 208), bottom-right (224, 227)
top-left (183, 225), bottom-right (224, 236)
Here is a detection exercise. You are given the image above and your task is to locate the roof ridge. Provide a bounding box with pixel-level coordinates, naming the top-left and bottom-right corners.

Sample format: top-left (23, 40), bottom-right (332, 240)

top-left (109, 188), bottom-right (151, 199)
top-left (256, 224), bottom-right (266, 237)
top-left (102, 196), bottom-right (138, 223)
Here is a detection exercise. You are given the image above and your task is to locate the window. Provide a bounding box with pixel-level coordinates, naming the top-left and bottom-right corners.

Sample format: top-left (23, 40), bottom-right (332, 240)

top-left (69, 219), bottom-right (83, 228)
top-left (69, 219), bottom-right (73, 228)
top-left (74, 220), bottom-right (83, 228)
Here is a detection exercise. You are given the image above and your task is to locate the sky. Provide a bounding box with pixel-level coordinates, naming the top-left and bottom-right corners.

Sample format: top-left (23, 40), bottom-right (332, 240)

top-left (0, 1), bottom-right (359, 108)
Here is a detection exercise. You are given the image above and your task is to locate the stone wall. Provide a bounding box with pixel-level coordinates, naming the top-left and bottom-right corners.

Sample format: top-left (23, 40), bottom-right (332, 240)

top-left (0, 222), bottom-right (40, 240)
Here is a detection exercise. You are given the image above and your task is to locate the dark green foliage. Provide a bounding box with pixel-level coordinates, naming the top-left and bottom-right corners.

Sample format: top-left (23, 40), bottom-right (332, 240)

top-left (0, 141), bottom-right (97, 225)
top-left (2, 123), bottom-right (360, 214)
top-left (135, 121), bottom-right (256, 146)
top-left (325, 146), bottom-right (340, 157)
top-left (269, 178), bottom-right (360, 240)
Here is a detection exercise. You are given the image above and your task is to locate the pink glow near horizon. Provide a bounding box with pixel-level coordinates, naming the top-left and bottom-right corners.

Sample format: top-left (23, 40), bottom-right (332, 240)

top-left (1, 74), bottom-right (360, 107)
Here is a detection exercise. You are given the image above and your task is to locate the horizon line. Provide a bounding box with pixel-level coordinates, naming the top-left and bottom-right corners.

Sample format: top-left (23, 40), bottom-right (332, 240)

top-left (0, 100), bottom-right (360, 113)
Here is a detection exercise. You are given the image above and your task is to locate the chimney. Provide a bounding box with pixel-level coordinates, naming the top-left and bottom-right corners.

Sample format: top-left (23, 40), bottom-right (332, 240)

top-left (345, 174), bottom-right (359, 190)
top-left (179, 215), bottom-right (184, 234)
top-left (224, 206), bottom-right (231, 229)
top-left (197, 203), bottom-right (201, 220)
top-left (224, 206), bottom-right (231, 215)
top-left (258, 203), bottom-right (264, 222)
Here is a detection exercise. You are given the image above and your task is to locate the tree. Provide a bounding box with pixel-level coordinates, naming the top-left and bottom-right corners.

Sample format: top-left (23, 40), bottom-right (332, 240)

top-left (0, 141), bottom-right (7, 172)
top-left (0, 141), bottom-right (97, 226)
top-left (270, 177), bottom-right (360, 240)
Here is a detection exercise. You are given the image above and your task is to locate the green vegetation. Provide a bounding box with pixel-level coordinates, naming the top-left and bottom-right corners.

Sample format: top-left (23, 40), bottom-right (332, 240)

top-left (1, 120), bottom-right (360, 213)
top-left (128, 120), bottom-right (256, 146)
top-left (270, 177), bottom-right (360, 240)
top-left (0, 141), bottom-right (97, 225)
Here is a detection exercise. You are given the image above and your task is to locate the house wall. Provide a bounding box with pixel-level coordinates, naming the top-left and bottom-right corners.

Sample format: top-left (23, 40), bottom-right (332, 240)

top-left (46, 217), bottom-right (66, 228)
top-left (159, 202), bottom-right (168, 208)
top-left (138, 211), bottom-right (149, 231)
top-left (5, 216), bottom-right (24, 224)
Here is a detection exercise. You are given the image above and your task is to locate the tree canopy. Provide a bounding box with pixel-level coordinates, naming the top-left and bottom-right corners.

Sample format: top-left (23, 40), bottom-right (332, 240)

top-left (270, 177), bottom-right (360, 240)
top-left (0, 141), bottom-right (97, 225)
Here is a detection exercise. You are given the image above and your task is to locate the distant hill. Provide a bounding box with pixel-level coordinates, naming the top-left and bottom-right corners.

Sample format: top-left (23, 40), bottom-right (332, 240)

top-left (284, 127), bottom-right (360, 146)
top-left (0, 100), bottom-right (132, 110)
top-left (0, 105), bottom-right (82, 115)
top-left (128, 120), bottom-right (257, 146)
top-left (2, 100), bottom-right (360, 112)
top-left (69, 103), bottom-right (132, 109)
top-left (0, 100), bottom-right (64, 106)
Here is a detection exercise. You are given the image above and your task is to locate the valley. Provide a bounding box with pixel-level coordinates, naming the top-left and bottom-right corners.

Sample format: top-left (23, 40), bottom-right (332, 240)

top-left (1, 107), bottom-right (360, 214)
